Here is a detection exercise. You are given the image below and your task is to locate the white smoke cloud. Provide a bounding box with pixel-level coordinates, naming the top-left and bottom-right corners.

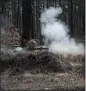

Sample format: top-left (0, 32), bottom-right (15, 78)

top-left (40, 7), bottom-right (84, 55)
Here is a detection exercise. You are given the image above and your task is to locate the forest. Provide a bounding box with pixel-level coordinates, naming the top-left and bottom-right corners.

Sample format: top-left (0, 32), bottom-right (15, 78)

top-left (0, 0), bottom-right (85, 91)
top-left (0, 0), bottom-right (85, 46)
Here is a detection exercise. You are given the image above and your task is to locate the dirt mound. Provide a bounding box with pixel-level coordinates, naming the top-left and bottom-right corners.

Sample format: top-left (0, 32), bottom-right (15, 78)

top-left (6, 51), bottom-right (72, 75)
top-left (1, 47), bottom-right (73, 75)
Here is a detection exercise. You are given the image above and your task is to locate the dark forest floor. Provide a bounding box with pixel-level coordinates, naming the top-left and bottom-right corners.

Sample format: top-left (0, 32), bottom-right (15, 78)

top-left (0, 47), bottom-right (85, 91)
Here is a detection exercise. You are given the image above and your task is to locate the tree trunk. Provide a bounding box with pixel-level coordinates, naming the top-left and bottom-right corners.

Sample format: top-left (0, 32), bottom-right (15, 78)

top-left (22, 0), bottom-right (32, 46)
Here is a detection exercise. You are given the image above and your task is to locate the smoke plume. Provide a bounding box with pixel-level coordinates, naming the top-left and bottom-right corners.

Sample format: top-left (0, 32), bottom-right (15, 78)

top-left (40, 7), bottom-right (84, 55)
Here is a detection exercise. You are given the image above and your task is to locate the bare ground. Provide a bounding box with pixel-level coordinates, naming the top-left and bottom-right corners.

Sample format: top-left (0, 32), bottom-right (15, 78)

top-left (1, 70), bottom-right (84, 91)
